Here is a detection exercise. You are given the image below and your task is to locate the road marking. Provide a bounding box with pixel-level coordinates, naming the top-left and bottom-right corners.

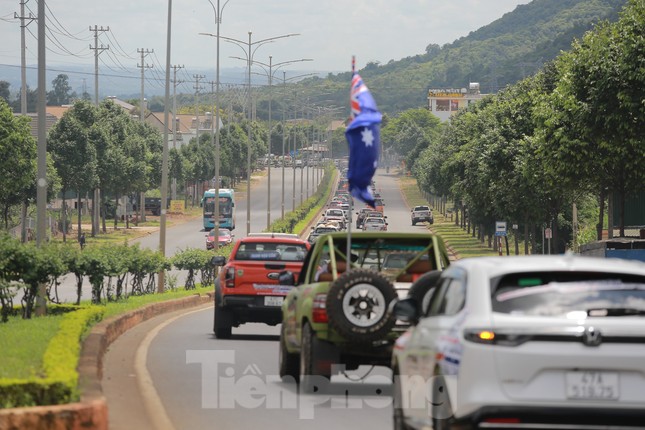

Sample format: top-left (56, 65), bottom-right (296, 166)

top-left (135, 304), bottom-right (214, 430)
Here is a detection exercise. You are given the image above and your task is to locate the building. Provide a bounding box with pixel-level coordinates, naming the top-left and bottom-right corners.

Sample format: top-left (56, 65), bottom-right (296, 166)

top-left (427, 83), bottom-right (485, 122)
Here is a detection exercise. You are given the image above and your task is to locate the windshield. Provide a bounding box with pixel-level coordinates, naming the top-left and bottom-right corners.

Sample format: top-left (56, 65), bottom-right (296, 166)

top-left (492, 272), bottom-right (645, 317)
top-left (204, 197), bottom-right (233, 216)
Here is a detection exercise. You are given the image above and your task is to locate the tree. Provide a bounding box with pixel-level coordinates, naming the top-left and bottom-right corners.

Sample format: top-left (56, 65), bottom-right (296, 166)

top-left (47, 74), bottom-right (76, 106)
top-left (0, 81), bottom-right (11, 104)
top-left (47, 100), bottom-right (99, 241)
top-left (0, 98), bottom-right (36, 229)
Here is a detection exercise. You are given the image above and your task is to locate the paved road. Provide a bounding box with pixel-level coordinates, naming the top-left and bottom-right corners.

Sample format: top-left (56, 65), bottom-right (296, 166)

top-left (103, 169), bottom-right (432, 430)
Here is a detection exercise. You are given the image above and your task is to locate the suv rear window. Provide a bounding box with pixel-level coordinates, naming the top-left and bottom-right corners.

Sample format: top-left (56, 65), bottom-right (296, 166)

top-left (492, 271), bottom-right (645, 317)
top-left (414, 206), bottom-right (429, 211)
top-left (235, 242), bottom-right (307, 262)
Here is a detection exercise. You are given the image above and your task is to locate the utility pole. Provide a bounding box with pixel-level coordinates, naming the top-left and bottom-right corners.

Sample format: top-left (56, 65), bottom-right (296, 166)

top-left (89, 25), bottom-right (109, 237)
top-left (15, 0), bottom-right (36, 244)
top-left (171, 64), bottom-right (184, 200)
top-left (138, 48), bottom-right (154, 223)
top-left (193, 74), bottom-right (205, 200)
top-left (35, 0), bottom-right (46, 316)
top-left (89, 26), bottom-right (109, 105)
top-left (193, 74), bottom-right (205, 145)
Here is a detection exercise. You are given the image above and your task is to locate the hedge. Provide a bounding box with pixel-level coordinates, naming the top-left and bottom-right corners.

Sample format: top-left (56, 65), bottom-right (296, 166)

top-left (0, 306), bottom-right (105, 408)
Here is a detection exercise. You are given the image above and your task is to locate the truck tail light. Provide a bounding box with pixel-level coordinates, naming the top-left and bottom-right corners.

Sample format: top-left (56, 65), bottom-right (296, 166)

top-left (225, 267), bottom-right (235, 288)
top-left (312, 293), bottom-right (328, 323)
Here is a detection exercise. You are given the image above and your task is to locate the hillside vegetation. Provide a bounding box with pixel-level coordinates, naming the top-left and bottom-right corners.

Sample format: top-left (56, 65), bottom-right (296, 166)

top-left (255, 0), bottom-right (626, 115)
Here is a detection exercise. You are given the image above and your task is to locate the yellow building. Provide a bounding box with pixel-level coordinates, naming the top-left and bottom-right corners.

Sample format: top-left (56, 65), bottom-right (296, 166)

top-left (427, 83), bottom-right (484, 122)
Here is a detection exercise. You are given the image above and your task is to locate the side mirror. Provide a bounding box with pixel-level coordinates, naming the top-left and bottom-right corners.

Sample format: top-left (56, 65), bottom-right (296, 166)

top-left (278, 270), bottom-right (296, 286)
top-left (391, 298), bottom-right (420, 325)
top-left (211, 256), bottom-right (226, 266)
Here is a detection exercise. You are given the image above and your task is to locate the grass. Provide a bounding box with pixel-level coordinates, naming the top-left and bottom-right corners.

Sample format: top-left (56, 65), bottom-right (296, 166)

top-left (398, 176), bottom-right (503, 259)
top-left (0, 314), bottom-right (65, 379)
top-left (1, 283), bottom-right (213, 383)
top-left (100, 284), bottom-right (213, 319)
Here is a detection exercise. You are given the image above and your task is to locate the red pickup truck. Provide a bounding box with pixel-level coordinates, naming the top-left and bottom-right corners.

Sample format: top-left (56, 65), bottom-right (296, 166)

top-left (211, 233), bottom-right (309, 338)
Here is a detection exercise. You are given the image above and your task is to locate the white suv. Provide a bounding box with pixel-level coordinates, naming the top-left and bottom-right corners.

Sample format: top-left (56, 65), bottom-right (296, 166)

top-left (392, 255), bottom-right (645, 430)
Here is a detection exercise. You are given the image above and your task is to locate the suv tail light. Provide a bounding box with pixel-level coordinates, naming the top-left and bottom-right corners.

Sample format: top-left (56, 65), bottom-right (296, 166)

top-left (463, 328), bottom-right (531, 347)
top-left (225, 267), bottom-right (235, 288)
top-left (312, 293), bottom-right (328, 323)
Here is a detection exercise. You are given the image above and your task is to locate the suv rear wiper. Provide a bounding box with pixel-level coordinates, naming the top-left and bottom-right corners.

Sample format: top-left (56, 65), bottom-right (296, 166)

top-left (587, 308), bottom-right (645, 317)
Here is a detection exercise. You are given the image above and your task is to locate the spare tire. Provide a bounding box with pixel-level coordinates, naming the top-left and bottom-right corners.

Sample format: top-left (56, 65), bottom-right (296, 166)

top-left (407, 270), bottom-right (442, 315)
top-left (326, 268), bottom-right (397, 343)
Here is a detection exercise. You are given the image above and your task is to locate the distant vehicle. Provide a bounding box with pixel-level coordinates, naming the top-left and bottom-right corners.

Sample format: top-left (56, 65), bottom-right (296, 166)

top-left (392, 255), bottom-right (645, 430)
top-left (205, 228), bottom-right (234, 249)
top-left (202, 188), bottom-right (235, 231)
top-left (373, 197), bottom-right (384, 213)
top-left (363, 217), bottom-right (388, 231)
top-left (295, 159), bottom-right (303, 168)
top-left (211, 234), bottom-right (310, 338)
top-left (307, 224), bottom-right (339, 244)
top-left (411, 205), bottom-right (433, 225)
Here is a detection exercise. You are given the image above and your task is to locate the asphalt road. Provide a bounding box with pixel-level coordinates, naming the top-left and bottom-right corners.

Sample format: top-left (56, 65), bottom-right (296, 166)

top-left (103, 168), bottom-right (431, 430)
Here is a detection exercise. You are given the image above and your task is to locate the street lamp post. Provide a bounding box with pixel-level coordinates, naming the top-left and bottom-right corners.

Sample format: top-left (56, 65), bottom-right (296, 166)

top-left (246, 57), bottom-right (313, 229)
top-left (201, 30), bottom-right (299, 235)
top-left (206, 0), bottom-right (230, 250)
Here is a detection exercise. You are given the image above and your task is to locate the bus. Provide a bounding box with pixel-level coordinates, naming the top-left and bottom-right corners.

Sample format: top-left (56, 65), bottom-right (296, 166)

top-left (202, 188), bottom-right (235, 230)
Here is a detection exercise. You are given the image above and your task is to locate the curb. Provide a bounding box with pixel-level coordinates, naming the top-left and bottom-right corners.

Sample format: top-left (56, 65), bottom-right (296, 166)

top-left (0, 292), bottom-right (214, 430)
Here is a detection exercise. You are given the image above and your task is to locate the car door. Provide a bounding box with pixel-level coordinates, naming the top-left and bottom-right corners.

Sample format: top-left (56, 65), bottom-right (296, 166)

top-left (401, 268), bottom-right (468, 426)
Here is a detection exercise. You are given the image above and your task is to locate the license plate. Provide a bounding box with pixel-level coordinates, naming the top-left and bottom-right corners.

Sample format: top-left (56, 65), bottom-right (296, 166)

top-left (566, 371), bottom-right (619, 400)
top-left (264, 296), bottom-right (284, 307)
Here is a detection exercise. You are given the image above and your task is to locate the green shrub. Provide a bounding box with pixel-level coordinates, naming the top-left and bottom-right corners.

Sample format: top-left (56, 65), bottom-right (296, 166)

top-left (0, 306), bottom-right (104, 408)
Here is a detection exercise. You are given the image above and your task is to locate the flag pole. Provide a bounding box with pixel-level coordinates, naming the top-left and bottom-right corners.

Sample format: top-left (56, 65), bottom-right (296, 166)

top-left (346, 56), bottom-right (355, 272)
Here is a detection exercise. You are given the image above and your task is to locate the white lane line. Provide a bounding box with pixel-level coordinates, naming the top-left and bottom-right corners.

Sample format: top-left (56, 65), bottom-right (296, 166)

top-left (135, 304), bottom-right (214, 430)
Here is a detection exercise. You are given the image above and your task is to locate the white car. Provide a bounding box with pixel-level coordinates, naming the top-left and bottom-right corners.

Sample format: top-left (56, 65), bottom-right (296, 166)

top-left (363, 217), bottom-right (388, 231)
top-left (391, 255), bottom-right (645, 430)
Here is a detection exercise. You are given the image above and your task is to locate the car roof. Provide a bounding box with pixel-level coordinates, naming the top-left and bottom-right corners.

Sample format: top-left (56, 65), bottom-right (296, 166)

top-left (241, 233), bottom-right (306, 243)
top-left (451, 255), bottom-right (645, 278)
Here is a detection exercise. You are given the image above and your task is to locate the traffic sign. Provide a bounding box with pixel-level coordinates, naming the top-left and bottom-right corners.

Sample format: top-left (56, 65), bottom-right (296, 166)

top-left (545, 228), bottom-right (552, 239)
top-left (495, 221), bottom-right (507, 237)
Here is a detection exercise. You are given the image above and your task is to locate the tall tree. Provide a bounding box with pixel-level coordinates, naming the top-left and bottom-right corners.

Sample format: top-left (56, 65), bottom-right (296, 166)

top-left (47, 74), bottom-right (76, 106)
top-left (47, 100), bottom-right (99, 241)
top-left (0, 98), bottom-right (36, 229)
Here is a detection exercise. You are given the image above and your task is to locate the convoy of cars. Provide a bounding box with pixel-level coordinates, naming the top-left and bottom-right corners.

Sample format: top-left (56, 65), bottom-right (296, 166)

top-left (205, 164), bottom-right (645, 429)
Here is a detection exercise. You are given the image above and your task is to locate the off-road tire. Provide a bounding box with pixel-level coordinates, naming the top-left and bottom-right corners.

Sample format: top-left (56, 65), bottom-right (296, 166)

top-left (326, 268), bottom-right (397, 343)
top-left (407, 270), bottom-right (442, 315)
top-left (299, 323), bottom-right (330, 393)
top-left (279, 324), bottom-right (300, 382)
top-left (214, 306), bottom-right (232, 339)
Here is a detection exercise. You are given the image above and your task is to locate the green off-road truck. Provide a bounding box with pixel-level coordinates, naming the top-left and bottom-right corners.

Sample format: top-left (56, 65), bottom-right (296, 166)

top-left (277, 231), bottom-right (450, 391)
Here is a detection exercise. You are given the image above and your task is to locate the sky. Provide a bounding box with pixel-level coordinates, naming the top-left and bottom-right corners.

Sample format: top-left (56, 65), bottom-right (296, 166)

top-left (0, 0), bottom-right (532, 92)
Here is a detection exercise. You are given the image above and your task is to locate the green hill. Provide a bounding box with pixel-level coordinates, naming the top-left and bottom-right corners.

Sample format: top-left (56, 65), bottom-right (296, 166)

top-left (265, 0), bottom-right (627, 115)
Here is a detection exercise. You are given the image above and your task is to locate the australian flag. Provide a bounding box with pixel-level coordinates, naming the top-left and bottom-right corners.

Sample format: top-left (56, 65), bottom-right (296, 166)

top-left (346, 72), bottom-right (382, 208)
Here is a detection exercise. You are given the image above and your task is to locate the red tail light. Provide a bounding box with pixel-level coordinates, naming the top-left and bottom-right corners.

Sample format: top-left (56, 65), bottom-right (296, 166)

top-left (483, 418), bottom-right (521, 424)
top-left (312, 293), bottom-right (328, 323)
top-left (225, 267), bottom-right (235, 288)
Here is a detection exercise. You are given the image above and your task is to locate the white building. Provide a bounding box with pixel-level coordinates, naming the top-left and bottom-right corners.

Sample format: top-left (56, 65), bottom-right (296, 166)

top-left (427, 83), bottom-right (485, 122)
